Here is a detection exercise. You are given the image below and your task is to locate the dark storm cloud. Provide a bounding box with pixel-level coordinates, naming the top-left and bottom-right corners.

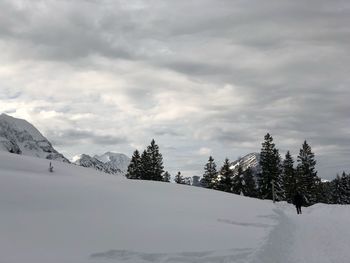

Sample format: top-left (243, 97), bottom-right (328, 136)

top-left (0, 0), bottom-right (138, 61)
top-left (215, 129), bottom-right (256, 145)
top-left (1, 0), bottom-right (350, 178)
top-left (2, 0), bottom-right (350, 62)
top-left (163, 61), bottom-right (231, 76)
top-left (47, 129), bottom-right (128, 146)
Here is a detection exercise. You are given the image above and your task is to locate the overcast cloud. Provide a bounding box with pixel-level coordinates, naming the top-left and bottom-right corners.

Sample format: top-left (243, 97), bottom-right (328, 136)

top-left (1, 0), bottom-right (349, 179)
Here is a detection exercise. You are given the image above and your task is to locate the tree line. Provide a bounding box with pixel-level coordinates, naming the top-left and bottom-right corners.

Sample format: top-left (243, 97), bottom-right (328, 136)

top-left (126, 139), bottom-right (195, 185)
top-left (200, 133), bottom-right (350, 205)
top-left (200, 156), bottom-right (258, 197)
top-left (126, 136), bottom-right (350, 205)
top-left (126, 139), bottom-right (170, 182)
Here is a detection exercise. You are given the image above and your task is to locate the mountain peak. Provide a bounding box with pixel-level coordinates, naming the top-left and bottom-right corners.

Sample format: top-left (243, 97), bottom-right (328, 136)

top-left (73, 153), bottom-right (129, 175)
top-left (230, 152), bottom-right (261, 175)
top-left (0, 114), bottom-right (69, 162)
top-left (94, 152), bottom-right (130, 170)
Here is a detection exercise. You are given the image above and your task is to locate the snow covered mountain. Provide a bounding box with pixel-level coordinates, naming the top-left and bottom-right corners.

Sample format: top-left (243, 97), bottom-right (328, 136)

top-left (0, 113), bottom-right (69, 162)
top-left (230, 152), bottom-right (261, 175)
top-left (94, 152), bottom-right (130, 174)
top-left (73, 152), bottom-right (130, 175)
top-left (73, 154), bottom-right (110, 172)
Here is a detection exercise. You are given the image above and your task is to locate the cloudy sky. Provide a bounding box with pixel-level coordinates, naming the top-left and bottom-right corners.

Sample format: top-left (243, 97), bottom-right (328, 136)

top-left (0, 0), bottom-right (349, 179)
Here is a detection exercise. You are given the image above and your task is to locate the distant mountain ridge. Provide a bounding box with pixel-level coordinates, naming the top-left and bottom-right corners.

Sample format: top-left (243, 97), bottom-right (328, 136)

top-left (0, 113), bottom-right (130, 176)
top-left (73, 152), bottom-right (130, 176)
top-left (94, 152), bottom-right (130, 175)
top-left (0, 113), bottom-right (69, 162)
top-left (230, 152), bottom-right (261, 175)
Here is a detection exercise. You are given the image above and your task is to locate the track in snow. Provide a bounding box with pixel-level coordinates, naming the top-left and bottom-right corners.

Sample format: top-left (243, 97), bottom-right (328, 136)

top-left (252, 203), bottom-right (350, 263)
top-left (88, 203), bottom-right (350, 263)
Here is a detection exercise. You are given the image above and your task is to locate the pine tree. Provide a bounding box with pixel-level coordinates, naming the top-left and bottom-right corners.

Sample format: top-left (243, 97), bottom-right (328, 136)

top-left (232, 164), bottom-right (244, 195)
top-left (146, 139), bottom-right (164, 181)
top-left (174, 171), bottom-right (184, 184)
top-left (297, 140), bottom-right (319, 204)
top-left (258, 133), bottom-right (282, 200)
top-left (343, 172), bottom-right (350, 204)
top-left (242, 167), bottom-right (258, 197)
top-left (201, 156), bottom-right (217, 188)
top-left (162, 171), bottom-right (171, 182)
top-left (317, 181), bottom-right (333, 204)
top-left (216, 158), bottom-right (233, 192)
top-left (330, 175), bottom-right (342, 204)
top-left (282, 151), bottom-right (297, 203)
top-left (126, 150), bottom-right (142, 179)
top-left (140, 150), bottom-right (152, 180)
top-left (331, 172), bottom-right (350, 204)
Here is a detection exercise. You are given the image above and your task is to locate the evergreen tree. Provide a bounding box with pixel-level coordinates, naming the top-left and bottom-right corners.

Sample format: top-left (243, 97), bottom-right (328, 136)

top-left (216, 158), bottom-right (233, 192)
top-left (282, 151), bottom-right (297, 203)
top-left (140, 150), bottom-right (152, 180)
top-left (341, 172), bottom-right (350, 204)
top-left (297, 140), bottom-right (319, 204)
top-left (162, 171), bottom-right (171, 182)
top-left (146, 139), bottom-right (164, 181)
top-left (258, 133), bottom-right (283, 200)
top-left (317, 181), bottom-right (333, 204)
top-left (201, 156), bottom-right (217, 188)
top-left (174, 171), bottom-right (184, 184)
top-left (330, 175), bottom-right (342, 204)
top-left (330, 172), bottom-right (350, 204)
top-left (126, 150), bottom-right (142, 179)
top-left (242, 167), bottom-right (258, 197)
top-left (232, 164), bottom-right (244, 195)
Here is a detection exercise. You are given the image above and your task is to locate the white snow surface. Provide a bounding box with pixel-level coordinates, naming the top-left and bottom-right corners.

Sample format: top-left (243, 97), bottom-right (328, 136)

top-left (0, 151), bottom-right (349, 263)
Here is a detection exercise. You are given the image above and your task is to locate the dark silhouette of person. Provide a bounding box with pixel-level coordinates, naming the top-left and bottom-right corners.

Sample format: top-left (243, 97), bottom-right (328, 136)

top-left (293, 192), bottom-right (303, 214)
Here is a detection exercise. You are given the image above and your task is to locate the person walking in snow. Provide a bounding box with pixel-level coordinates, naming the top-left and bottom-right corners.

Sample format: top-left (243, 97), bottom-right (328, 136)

top-left (293, 191), bottom-right (303, 215)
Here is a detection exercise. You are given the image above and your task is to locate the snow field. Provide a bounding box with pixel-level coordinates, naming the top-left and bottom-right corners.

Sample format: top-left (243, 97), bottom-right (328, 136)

top-left (0, 151), bottom-right (349, 263)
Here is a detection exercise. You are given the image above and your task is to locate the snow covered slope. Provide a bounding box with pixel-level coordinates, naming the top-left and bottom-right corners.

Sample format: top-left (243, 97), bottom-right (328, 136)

top-left (0, 113), bottom-right (69, 162)
top-left (0, 151), bottom-right (349, 263)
